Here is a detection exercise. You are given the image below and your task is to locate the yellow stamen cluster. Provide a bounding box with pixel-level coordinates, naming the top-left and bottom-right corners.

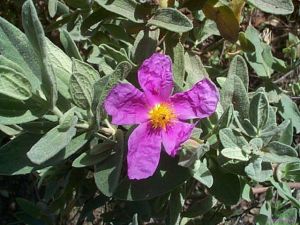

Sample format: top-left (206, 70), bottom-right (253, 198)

top-left (149, 103), bottom-right (175, 129)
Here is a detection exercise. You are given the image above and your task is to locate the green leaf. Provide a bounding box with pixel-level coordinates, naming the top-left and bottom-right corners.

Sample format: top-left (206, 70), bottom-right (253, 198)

top-left (0, 96), bottom-right (48, 125)
top-left (115, 153), bottom-right (191, 201)
top-left (203, 2), bottom-right (239, 42)
top-left (70, 59), bottom-right (100, 109)
top-left (274, 208), bottom-right (297, 225)
top-left (0, 133), bottom-right (42, 175)
top-left (219, 128), bottom-right (248, 148)
top-left (22, 0), bottom-right (58, 108)
top-left (218, 105), bottom-right (234, 129)
top-left (60, 29), bottom-right (83, 61)
top-left (48, 132), bottom-right (91, 165)
top-left (221, 147), bottom-right (249, 161)
top-left (0, 66), bottom-right (32, 100)
top-left (48, 0), bottom-right (58, 18)
top-left (171, 42), bottom-right (185, 89)
top-left (0, 55), bottom-right (29, 78)
top-left (209, 162), bottom-right (240, 205)
top-left (278, 94), bottom-right (300, 134)
top-left (0, 17), bottom-right (41, 92)
top-left (233, 76), bottom-right (250, 119)
top-left (220, 76), bottom-right (234, 111)
top-left (238, 32), bottom-right (255, 52)
top-left (193, 159), bottom-right (214, 188)
top-left (167, 187), bottom-right (184, 225)
top-left (244, 26), bottom-right (273, 78)
top-left (131, 28), bottom-right (159, 65)
top-left (64, 0), bottom-right (90, 9)
top-left (131, 214), bottom-right (138, 225)
top-left (59, 107), bottom-right (77, 130)
top-left (230, 55), bottom-right (249, 91)
top-left (148, 8), bottom-right (193, 33)
top-left (241, 179), bottom-right (253, 201)
top-left (247, 0), bottom-right (294, 15)
top-left (193, 19), bottom-right (220, 44)
top-left (94, 0), bottom-right (149, 23)
top-left (221, 56), bottom-right (250, 118)
top-left (184, 52), bottom-right (207, 89)
top-left (72, 151), bottom-right (111, 168)
top-left (81, 8), bottom-right (112, 34)
top-left (234, 114), bottom-right (257, 137)
top-left (282, 162), bottom-right (300, 181)
top-left (99, 44), bottom-right (132, 64)
top-left (278, 120), bottom-right (293, 145)
top-left (270, 178), bottom-right (300, 208)
top-left (244, 157), bottom-right (272, 182)
top-left (179, 142), bottom-right (209, 168)
top-left (249, 92), bottom-right (269, 130)
top-left (93, 61), bottom-right (132, 124)
top-left (46, 39), bottom-right (72, 101)
top-left (27, 117), bottom-right (78, 165)
top-left (94, 130), bottom-right (124, 197)
top-left (265, 141), bottom-right (298, 157)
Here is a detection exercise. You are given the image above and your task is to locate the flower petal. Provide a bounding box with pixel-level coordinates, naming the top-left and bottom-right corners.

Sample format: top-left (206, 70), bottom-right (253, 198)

top-left (138, 53), bottom-right (173, 102)
top-left (162, 121), bottom-right (194, 157)
top-left (127, 122), bottom-right (162, 180)
top-left (170, 79), bottom-right (219, 120)
top-left (104, 83), bottom-right (148, 125)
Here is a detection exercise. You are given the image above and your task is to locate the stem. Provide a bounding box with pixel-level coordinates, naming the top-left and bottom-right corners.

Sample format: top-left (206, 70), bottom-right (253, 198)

top-left (52, 106), bottom-right (64, 118)
top-left (104, 119), bottom-right (116, 135)
top-left (252, 182), bottom-right (300, 194)
top-left (75, 123), bottom-right (90, 130)
top-left (95, 132), bottom-right (116, 143)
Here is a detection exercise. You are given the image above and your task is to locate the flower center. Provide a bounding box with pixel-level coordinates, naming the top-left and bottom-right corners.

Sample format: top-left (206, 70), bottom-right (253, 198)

top-left (149, 103), bottom-right (175, 129)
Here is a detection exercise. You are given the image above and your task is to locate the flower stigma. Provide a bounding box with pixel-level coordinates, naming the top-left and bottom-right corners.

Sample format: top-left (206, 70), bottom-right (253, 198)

top-left (149, 103), bottom-right (175, 129)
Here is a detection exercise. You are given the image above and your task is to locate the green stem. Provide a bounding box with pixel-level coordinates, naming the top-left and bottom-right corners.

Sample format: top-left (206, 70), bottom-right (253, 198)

top-left (75, 123), bottom-right (90, 130)
top-left (104, 119), bottom-right (116, 135)
top-left (52, 106), bottom-right (64, 118)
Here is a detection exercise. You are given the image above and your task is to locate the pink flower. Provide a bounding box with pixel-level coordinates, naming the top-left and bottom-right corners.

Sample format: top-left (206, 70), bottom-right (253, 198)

top-left (104, 53), bottom-right (219, 180)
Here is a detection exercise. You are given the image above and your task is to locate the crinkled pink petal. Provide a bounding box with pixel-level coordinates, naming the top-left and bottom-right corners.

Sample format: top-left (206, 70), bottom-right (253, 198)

top-left (127, 122), bottom-right (162, 180)
top-left (170, 79), bottom-right (219, 120)
top-left (104, 83), bottom-right (149, 125)
top-left (138, 53), bottom-right (173, 103)
top-left (162, 121), bottom-right (194, 157)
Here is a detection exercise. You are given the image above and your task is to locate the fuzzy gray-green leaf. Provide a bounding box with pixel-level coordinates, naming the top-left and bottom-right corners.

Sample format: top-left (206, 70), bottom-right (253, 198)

top-left (131, 28), bottom-right (159, 65)
top-left (222, 147), bottom-right (249, 161)
top-left (184, 52), bottom-right (207, 89)
top-left (27, 117), bottom-right (78, 165)
top-left (0, 66), bottom-right (32, 100)
top-left (247, 0), bottom-right (294, 15)
top-left (94, 0), bottom-right (149, 23)
top-left (148, 8), bottom-right (193, 33)
top-left (249, 92), bottom-right (269, 130)
top-left (60, 29), bottom-right (83, 61)
top-left (22, 0), bottom-right (58, 108)
top-left (233, 76), bottom-right (250, 119)
top-left (70, 59), bottom-right (100, 109)
top-left (245, 157), bottom-right (273, 182)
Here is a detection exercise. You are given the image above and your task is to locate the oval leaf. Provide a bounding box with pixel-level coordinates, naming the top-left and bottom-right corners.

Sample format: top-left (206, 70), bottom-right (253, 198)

top-left (27, 117), bottom-right (78, 165)
top-left (0, 66), bottom-right (32, 100)
top-left (247, 0), bottom-right (294, 15)
top-left (148, 8), bottom-right (193, 33)
top-left (70, 59), bottom-right (100, 109)
top-left (249, 92), bottom-right (269, 130)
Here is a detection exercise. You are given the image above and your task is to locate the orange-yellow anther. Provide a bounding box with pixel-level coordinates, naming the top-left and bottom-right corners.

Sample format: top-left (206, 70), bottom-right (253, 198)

top-left (149, 103), bottom-right (175, 129)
